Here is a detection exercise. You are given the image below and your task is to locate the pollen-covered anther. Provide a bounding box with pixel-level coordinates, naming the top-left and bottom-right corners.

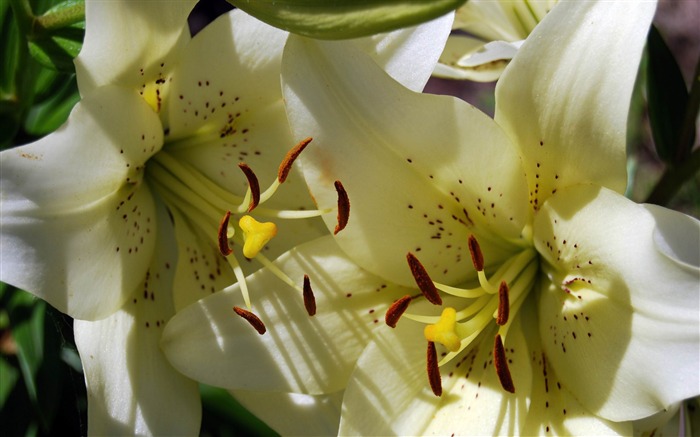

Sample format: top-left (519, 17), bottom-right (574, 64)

top-left (406, 252), bottom-right (442, 305)
top-left (218, 210), bottom-right (233, 256)
top-left (427, 341), bottom-right (442, 397)
top-left (424, 307), bottom-right (462, 352)
top-left (233, 306), bottom-right (266, 335)
top-left (468, 234), bottom-right (484, 271)
top-left (496, 281), bottom-right (510, 326)
top-left (334, 180), bottom-right (350, 235)
top-left (494, 334), bottom-right (515, 393)
top-left (278, 137), bottom-right (312, 183)
top-left (238, 163), bottom-right (260, 212)
top-left (239, 215), bottom-right (277, 258)
top-left (385, 295), bottom-right (412, 328)
top-left (302, 274), bottom-right (316, 316)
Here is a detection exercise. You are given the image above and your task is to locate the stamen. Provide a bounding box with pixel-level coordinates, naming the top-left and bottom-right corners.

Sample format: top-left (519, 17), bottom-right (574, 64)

top-left (218, 210), bottom-right (233, 256)
top-left (496, 281), bottom-right (510, 326)
top-left (493, 334), bottom-right (515, 393)
top-left (468, 234), bottom-right (484, 271)
top-left (424, 307), bottom-right (462, 352)
top-left (302, 274), bottom-right (316, 316)
top-left (233, 306), bottom-right (266, 335)
top-left (406, 252), bottom-right (442, 305)
top-left (334, 180), bottom-right (350, 235)
top-left (278, 137), bottom-right (312, 183)
top-left (385, 295), bottom-right (412, 328)
top-left (427, 341), bottom-right (442, 396)
top-left (239, 215), bottom-right (277, 258)
top-left (238, 163), bottom-right (260, 212)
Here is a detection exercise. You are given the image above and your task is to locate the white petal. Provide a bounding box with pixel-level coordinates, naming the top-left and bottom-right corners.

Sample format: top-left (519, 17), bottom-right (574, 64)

top-left (75, 0), bottom-right (196, 95)
top-left (534, 184), bottom-right (700, 421)
top-left (495, 1), bottom-right (656, 202)
top-left (433, 35), bottom-right (510, 82)
top-left (74, 202), bottom-right (200, 435)
top-left (340, 314), bottom-right (532, 436)
top-left (339, 322), bottom-right (437, 436)
top-left (232, 390), bottom-right (343, 436)
top-left (354, 11), bottom-right (454, 92)
top-left (161, 235), bottom-right (412, 394)
top-left (458, 40), bottom-right (522, 67)
top-left (453, 0), bottom-right (529, 41)
top-left (169, 208), bottom-right (236, 312)
top-left (631, 403), bottom-right (682, 437)
top-left (282, 35), bottom-right (530, 287)
top-left (0, 86), bottom-right (163, 319)
top-left (166, 10), bottom-right (288, 141)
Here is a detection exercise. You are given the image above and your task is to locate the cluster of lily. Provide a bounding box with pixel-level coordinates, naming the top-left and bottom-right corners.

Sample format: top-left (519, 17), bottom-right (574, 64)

top-left (1, 0), bottom-right (698, 435)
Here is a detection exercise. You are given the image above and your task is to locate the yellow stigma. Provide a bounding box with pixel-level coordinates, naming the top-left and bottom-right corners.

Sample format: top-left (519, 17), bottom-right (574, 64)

top-left (424, 307), bottom-right (462, 353)
top-left (140, 82), bottom-right (162, 113)
top-left (239, 215), bottom-right (277, 258)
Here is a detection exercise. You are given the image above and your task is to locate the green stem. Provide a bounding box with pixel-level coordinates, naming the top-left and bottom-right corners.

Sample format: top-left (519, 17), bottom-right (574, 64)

top-left (8, 0), bottom-right (33, 36)
top-left (676, 56), bottom-right (700, 163)
top-left (645, 146), bottom-right (700, 206)
top-left (33, 0), bottom-right (85, 34)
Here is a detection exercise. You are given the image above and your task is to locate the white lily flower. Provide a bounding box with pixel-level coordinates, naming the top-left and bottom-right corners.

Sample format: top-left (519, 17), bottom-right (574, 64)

top-left (156, 12), bottom-right (454, 433)
top-left (276, 1), bottom-right (699, 435)
top-left (0, 3), bottom-right (340, 433)
top-left (435, 0), bottom-right (556, 81)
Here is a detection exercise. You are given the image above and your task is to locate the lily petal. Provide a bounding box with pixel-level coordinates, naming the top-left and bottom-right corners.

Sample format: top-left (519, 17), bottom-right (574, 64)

top-left (283, 35), bottom-right (530, 287)
top-left (495, 1), bottom-right (656, 200)
top-left (74, 202), bottom-right (200, 435)
top-left (232, 390), bottom-right (343, 436)
top-left (166, 10), bottom-right (288, 142)
top-left (169, 208), bottom-right (236, 312)
top-left (0, 86), bottom-right (162, 319)
top-left (434, 36), bottom-right (511, 82)
top-left (356, 12), bottom-right (453, 92)
top-left (340, 312), bottom-right (533, 436)
top-left (534, 184), bottom-right (700, 421)
top-left (75, 0), bottom-right (196, 95)
top-left (520, 296), bottom-right (632, 436)
top-left (161, 235), bottom-right (412, 394)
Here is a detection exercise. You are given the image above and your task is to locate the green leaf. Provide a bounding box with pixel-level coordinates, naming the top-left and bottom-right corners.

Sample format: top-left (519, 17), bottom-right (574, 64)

top-left (200, 385), bottom-right (278, 437)
top-left (28, 23), bottom-right (83, 72)
top-left (0, 357), bottom-right (20, 411)
top-left (646, 25), bottom-right (690, 165)
top-left (227, 0), bottom-right (464, 39)
top-left (24, 73), bottom-right (78, 135)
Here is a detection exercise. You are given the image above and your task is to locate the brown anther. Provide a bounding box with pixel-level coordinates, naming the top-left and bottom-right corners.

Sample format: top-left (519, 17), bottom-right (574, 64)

top-left (238, 163), bottom-right (260, 212)
top-left (427, 341), bottom-right (442, 396)
top-left (278, 137), bottom-right (312, 183)
top-left (467, 234), bottom-right (484, 271)
top-left (233, 306), bottom-right (266, 335)
top-left (218, 211), bottom-right (233, 256)
top-left (406, 253), bottom-right (442, 305)
top-left (302, 274), bottom-right (316, 316)
top-left (493, 334), bottom-right (515, 393)
top-left (496, 281), bottom-right (510, 326)
top-left (385, 295), bottom-right (412, 328)
top-left (334, 180), bottom-right (350, 235)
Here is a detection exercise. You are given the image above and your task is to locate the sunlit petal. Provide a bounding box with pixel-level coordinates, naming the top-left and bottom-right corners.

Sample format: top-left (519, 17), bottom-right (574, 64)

top-left (74, 203), bottom-right (200, 435)
top-left (232, 390), bottom-right (343, 436)
top-left (0, 86), bottom-right (162, 319)
top-left (162, 236), bottom-right (412, 394)
top-left (75, 0), bottom-right (196, 95)
top-left (495, 1), bottom-right (656, 201)
top-left (283, 35), bottom-right (530, 287)
top-left (534, 184), bottom-right (700, 421)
